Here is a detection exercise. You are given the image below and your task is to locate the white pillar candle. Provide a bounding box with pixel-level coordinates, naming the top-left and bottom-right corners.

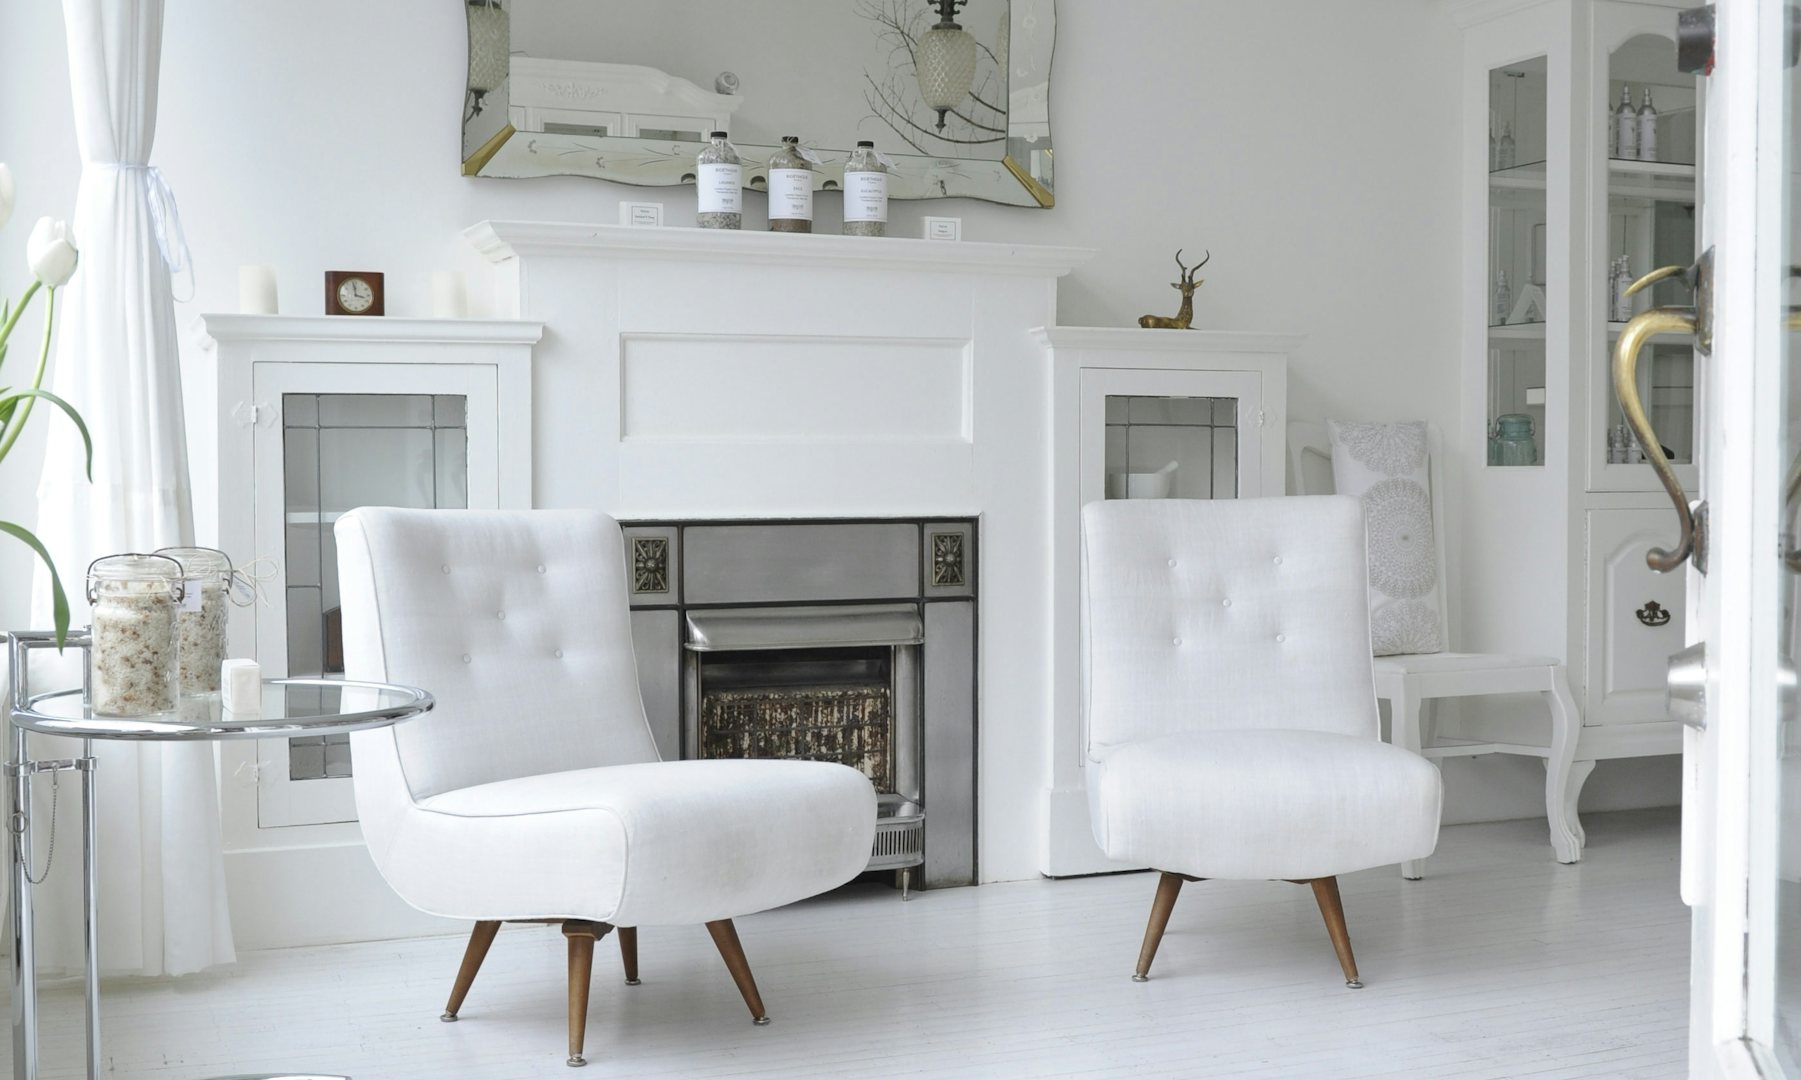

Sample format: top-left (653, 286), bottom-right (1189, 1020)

top-left (238, 265), bottom-right (278, 314)
top-left (431, 271), bottom-right (468, 318)
top-left (221, 658), bottom-right (261, 714)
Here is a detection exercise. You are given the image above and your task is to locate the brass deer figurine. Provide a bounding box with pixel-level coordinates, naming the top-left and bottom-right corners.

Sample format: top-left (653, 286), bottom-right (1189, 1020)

top-left (1138, 249), bottom-right (1210, 330)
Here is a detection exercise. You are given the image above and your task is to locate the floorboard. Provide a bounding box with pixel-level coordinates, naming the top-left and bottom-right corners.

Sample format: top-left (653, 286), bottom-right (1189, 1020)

top-left (2, 808), bottom-right (1687, 1078)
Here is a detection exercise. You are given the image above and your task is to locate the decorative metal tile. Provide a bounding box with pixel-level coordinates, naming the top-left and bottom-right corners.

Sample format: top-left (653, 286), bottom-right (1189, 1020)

top-left (632, 536), bottom-right (671, 594)
top-left (929, 531), bottom-right (966, 588)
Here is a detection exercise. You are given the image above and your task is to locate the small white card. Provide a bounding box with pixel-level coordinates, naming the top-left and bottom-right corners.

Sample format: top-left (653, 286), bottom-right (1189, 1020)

top-left (923, 216), bottom-right (962, 241)
top-left (620, 202), bottom-right (664, 227)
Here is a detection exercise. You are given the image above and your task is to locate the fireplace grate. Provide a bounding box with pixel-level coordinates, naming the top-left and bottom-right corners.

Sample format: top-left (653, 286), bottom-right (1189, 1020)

top-left (699, 683), bottom-right (894, 791)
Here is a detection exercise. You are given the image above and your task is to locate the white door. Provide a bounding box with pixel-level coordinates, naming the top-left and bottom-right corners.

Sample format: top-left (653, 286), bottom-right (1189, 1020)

top-left (1619, 2), bottom-right (1801, 1073)
top-left (1078, 367), bottom-right (1265, 507)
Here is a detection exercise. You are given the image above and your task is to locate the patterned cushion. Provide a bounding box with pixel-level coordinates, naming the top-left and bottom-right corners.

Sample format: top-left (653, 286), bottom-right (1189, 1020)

top-left (1327, 420), bottom-right (1444, 656)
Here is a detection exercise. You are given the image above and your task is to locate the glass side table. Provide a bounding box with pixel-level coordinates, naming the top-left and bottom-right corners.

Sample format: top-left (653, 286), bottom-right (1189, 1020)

top-left (6, 631), bottom-right (434, 1080)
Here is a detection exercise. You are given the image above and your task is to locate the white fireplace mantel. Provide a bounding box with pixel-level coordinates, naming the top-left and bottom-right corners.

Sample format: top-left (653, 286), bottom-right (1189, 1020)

top-left (466, 220), bottom-right (1095, 278)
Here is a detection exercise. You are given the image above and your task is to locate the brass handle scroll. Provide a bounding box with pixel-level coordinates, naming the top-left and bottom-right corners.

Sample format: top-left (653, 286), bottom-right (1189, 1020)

top-left (1612, 266), bottom-right (1699, 573)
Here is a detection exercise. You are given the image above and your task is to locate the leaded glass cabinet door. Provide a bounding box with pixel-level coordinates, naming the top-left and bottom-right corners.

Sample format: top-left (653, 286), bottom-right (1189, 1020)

top-left (252, 362), bottom-right (499, 827)
top-left (1078, 367), bottom-right (1264, 507)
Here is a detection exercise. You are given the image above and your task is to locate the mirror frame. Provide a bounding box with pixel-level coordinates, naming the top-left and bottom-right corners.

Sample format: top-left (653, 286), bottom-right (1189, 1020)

top-left (459, 0), bottom-right (1055, 208)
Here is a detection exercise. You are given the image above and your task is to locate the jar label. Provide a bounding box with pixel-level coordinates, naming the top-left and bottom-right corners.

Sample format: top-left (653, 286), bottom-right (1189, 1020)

top-left (769, 168), bottom-right (814, 220)
top-left (844, 171), bottom-right (888, 222)
top-left (698, 163), bottom-right (742, 214)
top-left (179, 578), bottom-right (204, 613)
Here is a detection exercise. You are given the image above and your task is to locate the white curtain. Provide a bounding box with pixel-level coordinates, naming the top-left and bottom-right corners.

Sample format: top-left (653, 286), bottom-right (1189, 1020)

top-left (27, 0), bottom-right (234, 977)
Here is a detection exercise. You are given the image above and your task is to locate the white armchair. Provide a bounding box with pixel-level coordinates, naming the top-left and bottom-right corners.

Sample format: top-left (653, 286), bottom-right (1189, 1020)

top-left (1081, 496), bottom-right (1441, 987)
top-left (334, 508), bottom-right (876, 1068)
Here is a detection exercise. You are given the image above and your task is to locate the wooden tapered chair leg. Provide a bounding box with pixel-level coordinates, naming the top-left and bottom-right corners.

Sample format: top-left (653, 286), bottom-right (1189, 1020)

top-left (562, 920), bottom-right (613, 1067)
top-left (705, 919), bottom-right (770, 1025)
top-left (618, 926), bottom-right (640, 985)
top-left (1133, 872), bottom-right (1188, 982)
top-left (441, 920), bottom-right (502, 1022)
top-left (1308, 877), bottom-right (1363, 988)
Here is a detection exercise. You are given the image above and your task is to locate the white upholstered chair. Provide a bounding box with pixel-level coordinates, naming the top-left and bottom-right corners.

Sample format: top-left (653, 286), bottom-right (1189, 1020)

top-left (1081, 496), bottom-right (1442, 987)
top-left (334, 508), bottom-right (877, 1068)
top-left (1289, 421), bottom-right (1585, 877)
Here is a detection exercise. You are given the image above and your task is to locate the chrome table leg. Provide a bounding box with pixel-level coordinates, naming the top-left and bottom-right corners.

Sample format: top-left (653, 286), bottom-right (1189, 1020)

top-left (81, 740), bottom-right (98, 1080)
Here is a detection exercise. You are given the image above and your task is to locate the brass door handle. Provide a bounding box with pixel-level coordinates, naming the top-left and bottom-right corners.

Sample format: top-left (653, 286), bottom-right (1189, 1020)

top-left (1613, 267), bottom-right (1700, 573)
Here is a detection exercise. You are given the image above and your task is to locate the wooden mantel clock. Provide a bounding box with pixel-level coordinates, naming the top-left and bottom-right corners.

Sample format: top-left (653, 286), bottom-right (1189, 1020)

top-left (324, 271), bottom-right (384, 316)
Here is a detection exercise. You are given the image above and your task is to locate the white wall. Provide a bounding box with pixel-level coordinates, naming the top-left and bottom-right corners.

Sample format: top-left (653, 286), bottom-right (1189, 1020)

top-left (0, 0), bottom-right (1675, 882)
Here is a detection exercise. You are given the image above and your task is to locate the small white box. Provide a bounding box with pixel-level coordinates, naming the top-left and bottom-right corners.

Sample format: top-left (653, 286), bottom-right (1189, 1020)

top-left (620, 202), bottom-right (664, 227)
top-left (222, 659), bottom-right (261, 714)
top-left (1524, 386), bottom-right (1547, 406)
top-left (923, 216), bottom-right (962, 242)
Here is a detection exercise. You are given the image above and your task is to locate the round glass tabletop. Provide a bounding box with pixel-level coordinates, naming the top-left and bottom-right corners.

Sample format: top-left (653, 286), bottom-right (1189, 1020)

top-left (11, 678), bottom-right (433, 741)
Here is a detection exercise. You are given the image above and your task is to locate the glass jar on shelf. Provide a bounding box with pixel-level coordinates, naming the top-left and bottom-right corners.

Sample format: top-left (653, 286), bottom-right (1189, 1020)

top-left (767, 136), bottom-right (815, 234)
top-left (1489, 413), bottom-right (1539, 467)
top-left (87, 553), bottom-right (185, 716)
top-left (842, 140), bottom-right (890, 237)
top-left (155, 545), bottom-right (235, 693)
top-left (696, 131), bottom-right (743, 230)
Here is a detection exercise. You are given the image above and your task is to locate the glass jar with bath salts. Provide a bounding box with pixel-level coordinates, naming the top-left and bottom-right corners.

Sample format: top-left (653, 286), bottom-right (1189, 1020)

top-left (87, 553), bottom-right (185, 716)
top-left (766, 136), bottom-right (816, 233)
top-left (156, 545), bottom-right (235, 693)
top-left (696, 131), bottom-right (743, 230)
top-left (842, 140), bottom-right (890, 237)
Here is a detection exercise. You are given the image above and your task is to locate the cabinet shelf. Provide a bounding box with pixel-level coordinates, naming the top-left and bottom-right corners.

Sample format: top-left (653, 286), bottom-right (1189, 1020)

top-left (1489, 321), bottom-right (1547, 340)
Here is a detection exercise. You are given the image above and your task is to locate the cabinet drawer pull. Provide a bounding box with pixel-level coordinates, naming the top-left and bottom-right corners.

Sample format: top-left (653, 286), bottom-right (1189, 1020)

top-left (1635, 601), bottom-right (1672, 628)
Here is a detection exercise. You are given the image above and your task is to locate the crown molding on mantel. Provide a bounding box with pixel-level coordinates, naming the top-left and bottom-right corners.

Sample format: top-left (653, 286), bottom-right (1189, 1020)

top-left (1030, 326), bottom-right (1306, 355)
top-left (194, 313), bottom-right (545, 349)
top-left (464, 220), bottom-right (1097, 278)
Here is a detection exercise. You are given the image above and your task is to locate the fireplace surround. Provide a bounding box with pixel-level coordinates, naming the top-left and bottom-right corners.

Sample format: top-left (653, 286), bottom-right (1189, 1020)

top-left (622, 518), bottom-right (977, 890)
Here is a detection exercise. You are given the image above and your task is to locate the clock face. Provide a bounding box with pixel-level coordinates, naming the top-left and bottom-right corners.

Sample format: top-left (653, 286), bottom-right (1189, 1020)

top-left (336, 277), bottom-right (375, 313)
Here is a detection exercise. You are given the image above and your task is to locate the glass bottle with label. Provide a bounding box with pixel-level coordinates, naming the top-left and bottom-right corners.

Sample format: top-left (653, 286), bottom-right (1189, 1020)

top-left (767, 136), bottom-right (815, 234)
top-left (1496, 122), bottom-right (1516, 170)
top-left (696, 131), bottom-right (743, 230)
top-left (842, 140), bottom-right (889, 237)
top-left (1636, 88), bottom-right (1658, 162)
top-left (1613, 85), bottom-right (1638, 159)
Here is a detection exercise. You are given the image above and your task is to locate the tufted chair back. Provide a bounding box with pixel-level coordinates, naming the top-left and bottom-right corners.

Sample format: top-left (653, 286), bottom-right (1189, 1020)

top-left (334, 508), bottom-right (659, 807)
top-left (1080, 496), bottom-right (1380, 758)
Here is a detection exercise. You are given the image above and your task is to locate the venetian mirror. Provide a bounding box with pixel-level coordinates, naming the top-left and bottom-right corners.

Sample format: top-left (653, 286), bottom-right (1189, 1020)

top-left (460, 0), bottom-right (1055, 207)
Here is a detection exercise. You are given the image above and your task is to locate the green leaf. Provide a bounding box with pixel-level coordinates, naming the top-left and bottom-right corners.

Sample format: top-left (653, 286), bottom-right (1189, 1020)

top-left (0, 520), bottom-right (70, 648)
top-left (0, 388), bottom-right (92, 480)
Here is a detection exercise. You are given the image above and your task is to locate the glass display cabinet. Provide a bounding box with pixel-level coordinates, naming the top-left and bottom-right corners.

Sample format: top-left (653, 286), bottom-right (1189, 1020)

top-left (1488, 55), bottom-right (1550, 467)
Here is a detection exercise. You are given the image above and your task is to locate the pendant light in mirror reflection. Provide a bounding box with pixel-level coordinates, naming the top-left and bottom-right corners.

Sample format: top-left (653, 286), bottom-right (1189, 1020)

top-left (917, 0), bottom-right (979, 132)
top-left (466, 0), bottom-right (509, 121)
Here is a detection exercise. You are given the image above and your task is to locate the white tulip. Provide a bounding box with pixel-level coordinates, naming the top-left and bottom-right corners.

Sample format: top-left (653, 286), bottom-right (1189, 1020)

top-left (0, 164), bottom-right (13, 231)
top-left (26, 217), bottom-right (77, 287)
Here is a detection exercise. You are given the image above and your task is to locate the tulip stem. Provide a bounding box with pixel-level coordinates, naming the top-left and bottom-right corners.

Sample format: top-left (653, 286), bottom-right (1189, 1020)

top-left (0, 286), bottom-right (55, 466)
top-left (0, 278), bottom-right (42, 364)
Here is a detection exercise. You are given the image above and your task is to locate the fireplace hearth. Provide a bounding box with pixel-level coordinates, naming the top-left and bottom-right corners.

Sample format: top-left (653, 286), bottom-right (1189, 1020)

top-left (623, 519), bottom-right (976, 891)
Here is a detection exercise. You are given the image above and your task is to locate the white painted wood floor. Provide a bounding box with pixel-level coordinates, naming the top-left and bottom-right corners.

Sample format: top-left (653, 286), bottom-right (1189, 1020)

top-left (6, 809), bottom-right (1687, 1079)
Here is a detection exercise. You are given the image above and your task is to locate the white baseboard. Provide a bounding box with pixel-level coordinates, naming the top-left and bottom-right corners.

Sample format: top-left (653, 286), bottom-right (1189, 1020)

top-left (224, 841), bottom-right (460, 951)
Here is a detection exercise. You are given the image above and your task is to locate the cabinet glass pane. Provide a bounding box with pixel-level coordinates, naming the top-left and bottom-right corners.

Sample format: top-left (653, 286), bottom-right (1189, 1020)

top-left (1488, 56), bottom-right (1548, 467)
top-left (1103, 395), bottom-right (1238, 500)
top-left (280, 392), bottom-right (470, 781)
top-left (1602, 34), bottom-right (1698, 469)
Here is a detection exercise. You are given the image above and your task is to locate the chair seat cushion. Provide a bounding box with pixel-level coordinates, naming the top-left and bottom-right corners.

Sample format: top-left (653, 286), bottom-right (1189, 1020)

top-left (384, 759), bottom-right (876, 926)
top-left (1088, 730), bottom-right (1441, 881)
top-left (1373, 651), bottom-right (1558, 675)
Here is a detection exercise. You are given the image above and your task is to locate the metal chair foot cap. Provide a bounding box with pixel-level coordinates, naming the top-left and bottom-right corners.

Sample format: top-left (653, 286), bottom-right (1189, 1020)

top-left (439, 1012), bottom-right (458, 1023)
top-left (1131, 974), bottom-right (1150, 983)
top-left (753, 1016), bottom-right (772, 1026)
top-left (625, 978), bottom-right (642, 986)
top-left (1345, 979), bottom-right (1364, 989)
top-left (567, 1055), bottom-right (587, 1067)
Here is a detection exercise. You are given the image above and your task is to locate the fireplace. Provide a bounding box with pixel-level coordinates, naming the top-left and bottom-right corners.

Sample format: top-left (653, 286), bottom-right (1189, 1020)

top-left (623, 520), bottom-right (976, 890)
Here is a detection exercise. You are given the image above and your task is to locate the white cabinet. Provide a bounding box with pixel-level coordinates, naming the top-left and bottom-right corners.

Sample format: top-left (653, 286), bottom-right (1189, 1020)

top-left (1036, 327), bottom-right (1294, 876)
top-left (1585, 507), bottom-right (1687, 727)
top-left (199, 315), bottom-right (539, 837)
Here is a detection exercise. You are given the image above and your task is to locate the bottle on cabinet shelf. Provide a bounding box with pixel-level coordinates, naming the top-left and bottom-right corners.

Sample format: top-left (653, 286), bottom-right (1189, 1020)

top-left (1637, 89), bottom-right (1658, 162)
top-left (696, 131), bottom-right (743, 231)
top-left (1496, 122), bottom-right (1516, 170)
top-left (1493, 269), bottom-right (1511, 326)
top-left (1611, 256), bottom-right (1635, 322)
top-left (1489, 111), bottom-right (1498, 171)
top-left (1613, 85), bottom-right (1638, 160)
top-left (767, 136), bottom-right (816, 234)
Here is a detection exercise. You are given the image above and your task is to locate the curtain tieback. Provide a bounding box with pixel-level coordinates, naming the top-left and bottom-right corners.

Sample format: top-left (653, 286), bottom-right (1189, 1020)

top-left (99, 163), bottom-right (195, 302)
